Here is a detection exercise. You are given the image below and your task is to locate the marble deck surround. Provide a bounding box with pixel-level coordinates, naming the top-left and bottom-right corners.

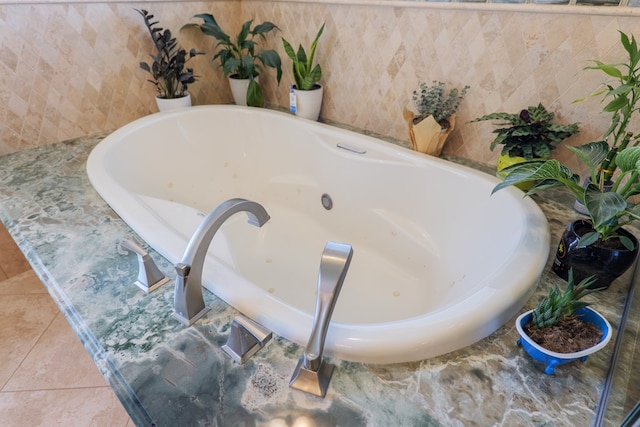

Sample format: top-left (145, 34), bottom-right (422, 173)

top-left (0, 223), bottom-right (133, 426)
top-left (0, 132), bottom-right (637, 426)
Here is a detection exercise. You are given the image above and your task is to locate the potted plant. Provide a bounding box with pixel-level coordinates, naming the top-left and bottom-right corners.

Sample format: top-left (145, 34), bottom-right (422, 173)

top-left (136, 9), bottom-right (204, 112)
top-left (282, 23), bottom-right (325, 121)
top-left (186, 13), bottom-right (282, 107)
top-left (471, 103), bottom-right (579, 183)
top-left (495, 140), bottom-right (640, 289)
top-left (403, 81), bottom-right (469, 156)
top-left (493, 32), bottom-right (640, 290)
top-left (572, 31), bottom-right (640, 215)
top-left (516, 270), bottom-right (611, 375)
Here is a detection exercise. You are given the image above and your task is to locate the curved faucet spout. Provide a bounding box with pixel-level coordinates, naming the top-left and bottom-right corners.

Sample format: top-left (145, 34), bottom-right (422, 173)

top-left (173, 198), bottom-right (270, 326)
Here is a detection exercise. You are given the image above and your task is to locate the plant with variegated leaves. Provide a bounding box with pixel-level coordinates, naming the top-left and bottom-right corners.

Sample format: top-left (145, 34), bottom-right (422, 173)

top-left (471, 103), bottom-right (579, 161)
top-left (494, 141), bottom-right (640, 249)
top-left (282, 24), bottom-right (325, 91)
top-left (531, 270), bottom-right (600, 329)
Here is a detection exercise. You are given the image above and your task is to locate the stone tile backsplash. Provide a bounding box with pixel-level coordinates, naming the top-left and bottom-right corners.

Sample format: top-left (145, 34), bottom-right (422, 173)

top-left (1, 0), bottom-right (639, 169)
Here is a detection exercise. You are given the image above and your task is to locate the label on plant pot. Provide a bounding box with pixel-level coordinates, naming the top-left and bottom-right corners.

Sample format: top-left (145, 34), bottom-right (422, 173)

top-left (289, 85), bottom-right (297, 114)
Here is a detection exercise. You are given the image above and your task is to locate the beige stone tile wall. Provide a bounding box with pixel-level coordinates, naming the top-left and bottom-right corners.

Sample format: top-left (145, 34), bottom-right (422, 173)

top-left (0, 1), bottom-right (239, 155)
top-left (1, 0), bottom-right (639, 169)
top-left (245, 1), bottom-right (640, 169)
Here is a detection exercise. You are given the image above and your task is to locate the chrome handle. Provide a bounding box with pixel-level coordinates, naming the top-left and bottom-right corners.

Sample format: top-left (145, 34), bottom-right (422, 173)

top-left (120, 239), bottom-right (168, 292)
top-left (303, 242), bottom-right (353, 371)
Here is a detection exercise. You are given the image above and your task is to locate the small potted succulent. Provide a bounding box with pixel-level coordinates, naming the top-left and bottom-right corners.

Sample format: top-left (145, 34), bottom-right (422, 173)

top-left (282, 23), bottom-right (325, 121)
top-left (471, 103), bottom-right (579, 182)
top-left (515, 270), bottom-right (611, 375)
top-left (186, 13), bottom-right (282, 107)
top-left (136, 9), bottom-right (204, 112)
top-left (403, 81), bottom-right (469, 156)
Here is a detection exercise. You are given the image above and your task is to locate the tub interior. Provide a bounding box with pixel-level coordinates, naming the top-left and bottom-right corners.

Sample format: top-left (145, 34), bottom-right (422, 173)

top-left (103, 108), bottom-right (533, 325)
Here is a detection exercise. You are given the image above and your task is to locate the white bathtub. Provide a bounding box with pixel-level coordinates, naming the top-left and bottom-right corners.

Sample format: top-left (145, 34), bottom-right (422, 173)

top-left (87, 105), bottom-right (550, 364)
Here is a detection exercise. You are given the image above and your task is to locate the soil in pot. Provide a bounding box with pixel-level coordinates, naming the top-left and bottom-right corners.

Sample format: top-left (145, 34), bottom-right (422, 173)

top-left (523, 315), bottom-right (603, 353)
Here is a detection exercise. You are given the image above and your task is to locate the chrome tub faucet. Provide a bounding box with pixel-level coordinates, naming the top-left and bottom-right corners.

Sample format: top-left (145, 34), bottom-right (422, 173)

top-left (173, 198), bottom-right (271, 326)
top-left (290, 241), bottom-right (353, 397)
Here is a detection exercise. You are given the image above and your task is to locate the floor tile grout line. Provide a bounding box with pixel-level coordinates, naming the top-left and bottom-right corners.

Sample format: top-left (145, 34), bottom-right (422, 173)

top-left (0, 385), bottom-right (115, 394)
top-left (1, 308), bottom-right (58, 393)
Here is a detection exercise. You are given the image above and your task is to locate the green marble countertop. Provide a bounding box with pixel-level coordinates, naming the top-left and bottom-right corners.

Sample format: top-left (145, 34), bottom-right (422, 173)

top-left (0, 134), bottom-right (636, 426)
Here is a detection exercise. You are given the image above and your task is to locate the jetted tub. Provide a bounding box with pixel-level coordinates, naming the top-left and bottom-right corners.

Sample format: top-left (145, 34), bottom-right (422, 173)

top-left (87, 105), bottom-right (550, 364)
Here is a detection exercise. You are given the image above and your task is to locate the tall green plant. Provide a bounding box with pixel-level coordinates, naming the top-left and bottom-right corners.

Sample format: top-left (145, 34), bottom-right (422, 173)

top-left (493, 32), bottom-right (640, 250)
top-left (578, 31), bottom-right (640, 187)
top-left (136, 9), bottom-right (204, 99)
top-left (282, 24), bottom-right (325, 91)
top-left (187, 13), bottom-right (282, 107)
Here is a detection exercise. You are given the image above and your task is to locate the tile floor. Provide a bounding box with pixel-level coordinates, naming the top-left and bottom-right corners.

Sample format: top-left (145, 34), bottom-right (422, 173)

top-left (0, 223), bottom-right (133, 426)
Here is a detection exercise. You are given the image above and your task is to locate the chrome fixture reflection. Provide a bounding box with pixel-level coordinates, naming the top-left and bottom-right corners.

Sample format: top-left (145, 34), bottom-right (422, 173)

top-left (173, 198), bottom-right (271, 326)
top-left (290, 242), bottom-right (353, 397)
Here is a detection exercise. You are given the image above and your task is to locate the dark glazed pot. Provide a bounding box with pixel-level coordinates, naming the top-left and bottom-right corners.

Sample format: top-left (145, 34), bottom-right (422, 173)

top-left (552, 219), bottom-right (639, 289)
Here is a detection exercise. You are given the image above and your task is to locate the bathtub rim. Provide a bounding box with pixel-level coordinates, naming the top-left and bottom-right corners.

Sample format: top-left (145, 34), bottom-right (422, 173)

top-left (87, 105), bottom-right (551, 364)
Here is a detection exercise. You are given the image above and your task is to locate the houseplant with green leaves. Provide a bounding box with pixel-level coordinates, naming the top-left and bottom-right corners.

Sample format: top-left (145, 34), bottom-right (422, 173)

top-left (403, 81), bottom-right (469, 156)
top-left (186, 13), bottom-right (282, 107)
top-left (576, 31), bottom-right (640, 188)
top-left (136, 9), bottom-right (204, 111)
top-left (515, 270), bottom-right (611, 375)
top-left (492, 33), bottom-right (640, 289)
top-left (282, 23), bottom-right (325, 120)
top-left (471, 103), bottom-right (579, 180)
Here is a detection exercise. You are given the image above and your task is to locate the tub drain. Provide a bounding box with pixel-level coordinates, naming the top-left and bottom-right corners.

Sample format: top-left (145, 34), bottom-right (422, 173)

top-left (321, 193), bottom-right (333, 210)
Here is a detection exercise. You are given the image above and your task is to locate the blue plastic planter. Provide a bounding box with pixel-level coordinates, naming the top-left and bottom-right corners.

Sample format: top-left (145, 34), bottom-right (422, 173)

top-left (515, 307), bottom-right (612, 375)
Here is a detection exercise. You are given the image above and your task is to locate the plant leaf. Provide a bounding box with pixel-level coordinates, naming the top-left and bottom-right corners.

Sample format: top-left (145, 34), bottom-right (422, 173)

top-left (587, 60), bottom-right (624, 79)
top-left (252, 21), bottom-right (279, 36)
top-left (603, 95), bottom-right (629, 113)
top-left (577, 231), bottom-right (600, 248)
top-left (566, 141), bottom-right (610, 170)
top-left (281, 37), bottom-right (297, 62)
top-left (492, 160), bottom-right (578, 194)
top-left (584, 187), bottom-right (628, 229)
top-left (258, 49), bottom-right (282, 84)
top-left (197, 22), bottom-right (230, 43)
top-left (615, 146), bottom-right (640, 173)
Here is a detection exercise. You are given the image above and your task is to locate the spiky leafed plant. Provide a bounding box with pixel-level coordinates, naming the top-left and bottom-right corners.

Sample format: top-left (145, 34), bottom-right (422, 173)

top-left (136, 9), bottom-right (204, 99)
top-left (282, 23), bottom-right (325, 91)
top-left (471, 103), bottom-right (579, 161)
top-left (530, 270), bottom-right (600, 329)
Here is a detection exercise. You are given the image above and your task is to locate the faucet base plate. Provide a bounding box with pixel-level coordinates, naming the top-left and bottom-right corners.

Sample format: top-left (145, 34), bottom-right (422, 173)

top-left (173, 306), bottom-right (211, 327)
top-left (222, 315), bottom-right (272, 364)
top-left (289, 357), bottom-right (335, 398)
top-left (135, 276), bottom-right (170, 294)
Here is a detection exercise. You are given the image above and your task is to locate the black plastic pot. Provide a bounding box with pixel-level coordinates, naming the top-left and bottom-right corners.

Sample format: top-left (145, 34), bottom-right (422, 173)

top-left (552, 219), bottom-right (639, 289)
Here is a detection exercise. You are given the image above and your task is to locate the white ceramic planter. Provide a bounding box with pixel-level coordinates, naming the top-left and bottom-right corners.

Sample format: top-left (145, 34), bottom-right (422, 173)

top-left (155, 93), bottom-right (191, 112)
top-left (229, 76), bottom-right (258, 106)
top-left (293, 85), bottom-right (323, 121)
